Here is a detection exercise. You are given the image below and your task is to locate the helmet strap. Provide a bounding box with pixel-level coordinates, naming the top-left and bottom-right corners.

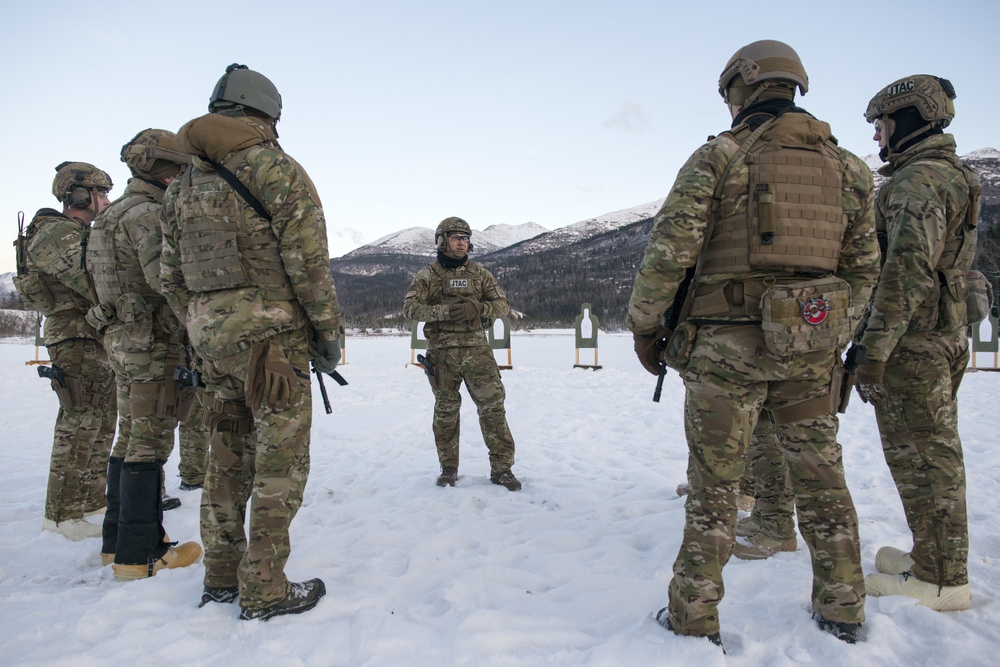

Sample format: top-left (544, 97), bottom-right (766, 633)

top-left (888, 121), bottom-right (936, 157)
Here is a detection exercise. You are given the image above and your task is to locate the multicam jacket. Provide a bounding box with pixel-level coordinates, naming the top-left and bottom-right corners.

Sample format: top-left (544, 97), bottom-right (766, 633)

top-left (160, 114), bottom-right (342, 359)
top-left (858, 134), bottom-right (981, 362)
top-left (627, 110), bottom-right (880, 336)
top-left (403, 258), bottom-right (510, 348)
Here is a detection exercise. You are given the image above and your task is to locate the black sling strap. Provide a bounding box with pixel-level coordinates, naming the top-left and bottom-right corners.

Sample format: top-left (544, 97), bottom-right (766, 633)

top-left (203, 156), bottom-right (273, 222)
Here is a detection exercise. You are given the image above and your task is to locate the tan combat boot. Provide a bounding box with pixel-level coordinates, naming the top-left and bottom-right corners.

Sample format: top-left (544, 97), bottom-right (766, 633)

top-left (42, 517), bottom-right (102, 541)
top-left (865, 572), bottom-right (971, 611)
top-left (732, 531), bottom-right (797, 560)
top-left (113, 541), bottom-right (203, 582)
top-left (874, 546), bottom-right (915, 575)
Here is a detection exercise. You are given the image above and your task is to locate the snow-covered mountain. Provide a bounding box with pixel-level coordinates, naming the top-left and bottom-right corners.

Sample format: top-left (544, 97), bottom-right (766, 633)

top-left (0, 271), bottom-right (15, 304)
top-left (340, 221), bottom-right (549, 259)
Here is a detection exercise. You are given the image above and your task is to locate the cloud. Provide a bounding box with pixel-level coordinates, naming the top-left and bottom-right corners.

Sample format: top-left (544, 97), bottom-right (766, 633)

top-left (603, 102), bottom-right (649, 133)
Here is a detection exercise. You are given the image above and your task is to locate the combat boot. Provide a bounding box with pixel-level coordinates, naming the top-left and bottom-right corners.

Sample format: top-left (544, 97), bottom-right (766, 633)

top-left (113, 541), bottom-right (203, 581)
top-left (874, 546), bottom-right (915, 575)
top-left (199, 585), bottom-right (239, 607)
top-left (436, 466), bottom-right (458, 487)
top-left (813, 614), bottom-right (860, 643)
top-left (162, 493), bottom-right (182, 511)
top-left (654, 608), bottom-right (724, 653)
top-left (42, 517), bottom-right (102, 541)
top-left (865, 572), bottom-right (971, 611)
top-left (490, 470), bottom-right (522, 491)
top-left (732, 531), bottom-right (796, 560)
top-left (240, 579), bottom-right (326, 621)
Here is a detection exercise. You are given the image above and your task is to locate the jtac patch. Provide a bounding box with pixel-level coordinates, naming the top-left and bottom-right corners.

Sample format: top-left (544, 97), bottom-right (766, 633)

top-left (885, 80), bottom-right (914, 96)
top-left (450, 279), bottom-right (469, 289)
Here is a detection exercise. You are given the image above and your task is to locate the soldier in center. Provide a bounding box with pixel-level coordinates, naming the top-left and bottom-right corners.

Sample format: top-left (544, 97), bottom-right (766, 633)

top-left (626, 40), bottom-right (880, 647)
top-left (403, 217), bottom-right (521, 491)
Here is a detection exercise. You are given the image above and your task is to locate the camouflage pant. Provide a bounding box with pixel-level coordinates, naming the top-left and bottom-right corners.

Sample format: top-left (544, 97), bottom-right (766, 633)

top-left (178, 390), bottom-right (210, 486)
top-left (666, 325), bottom-right (864, 636)
top-left (874, 330), bottom-right (969, 586)
top-left (199, 329), bottom-right (312, 610)
top-left (745, 417), bottom-right (795, 539)
top-left (44, 339), bottom-right (116, 522)
top-left (106, 327), bottom-right (186, 464)
top-left (428, 344), bottom-right (515, 473)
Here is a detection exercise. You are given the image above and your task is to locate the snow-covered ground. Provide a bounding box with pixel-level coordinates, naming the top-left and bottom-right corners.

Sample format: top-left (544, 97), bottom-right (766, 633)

top-left (1, 331), bottom-right (998, 666)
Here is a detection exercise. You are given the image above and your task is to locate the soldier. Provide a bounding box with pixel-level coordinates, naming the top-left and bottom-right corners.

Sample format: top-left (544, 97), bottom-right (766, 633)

top-left (15, 162), bottom-right (117, 541)
top-left (626, 40), bottom-right (879, 647)
top-left (855, 75), bottom-right (979, 611)
top-left (86, 129), bottom-right (203, 579)
top-left (403, 217), bottom-right (521, 491)
top-left (161, 64), bottom-right (343, 621)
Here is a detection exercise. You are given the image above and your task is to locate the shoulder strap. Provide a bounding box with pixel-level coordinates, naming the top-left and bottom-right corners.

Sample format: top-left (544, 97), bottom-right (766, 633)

top-left (672, 117), bottom-right (777, 325)
top-left (203, 154), bottom-right (273, 223)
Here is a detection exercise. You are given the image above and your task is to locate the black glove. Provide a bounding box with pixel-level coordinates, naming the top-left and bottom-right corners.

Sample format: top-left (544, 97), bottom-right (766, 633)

top-left (633, 328), bottom-right (670, 376)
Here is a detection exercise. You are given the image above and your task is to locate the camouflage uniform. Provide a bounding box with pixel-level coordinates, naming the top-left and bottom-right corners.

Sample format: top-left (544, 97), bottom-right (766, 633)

top-left (178, 389), bottom-right (210, 487)
top-left (856, 133), bottom-right (978, 587)
top-left (88, 174), bottom-right (198, 564)
top-left (22, 210), bottom-right (115, 524)
top-left (403, 258), bottom-right (516, 475)
top-left (161, 112), bottom-right (342, 610)
top-left (627, 108), bottom-right (879, 636)
top-left (744, 417), bottom-right (795, 540)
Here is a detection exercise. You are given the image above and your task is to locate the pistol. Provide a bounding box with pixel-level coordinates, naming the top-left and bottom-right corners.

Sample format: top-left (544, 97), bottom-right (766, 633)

top-left (837, 345), bottom-right (868, 413)
top-left (37, 364), bottom-right (66, 388)
top-left (173, 366), bottom-right (205, 388)
top-left (416, 353), bottom-right (435, 377)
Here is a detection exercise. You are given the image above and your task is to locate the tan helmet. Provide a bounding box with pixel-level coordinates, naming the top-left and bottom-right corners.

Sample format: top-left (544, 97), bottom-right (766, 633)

top-left (51, 161), bottom-right (113, 207)
top-left (718, 40), bottom-right (808, 106)
top-left (435, 216), bottom-right (473, 250)
top-left (209, 63), bottom-right (282, 120)
top-left (120, 129), bottom-right (192, 180)
top-left (864, 74), bottom-right (956, 128)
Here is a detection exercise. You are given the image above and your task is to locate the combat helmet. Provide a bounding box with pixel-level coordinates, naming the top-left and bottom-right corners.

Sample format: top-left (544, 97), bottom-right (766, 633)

top-left (435, 216), bottom-right (473, 252)
top-left (718, 40), bottom-right (808, 107)
top-left (209, 63), bottom-right (282, 120)
top-left (120, 129), bottom-right (191, 181)
top-left (864, 74), bottom-right (956, 127)
top-left (52, 161), bottom-right (113, 207)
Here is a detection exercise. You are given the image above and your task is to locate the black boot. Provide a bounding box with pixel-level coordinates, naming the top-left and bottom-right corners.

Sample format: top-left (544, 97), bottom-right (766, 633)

top-left (101, 457), bottom-right (124, 565)
top-left (114, 461), bottom-right (167, 576)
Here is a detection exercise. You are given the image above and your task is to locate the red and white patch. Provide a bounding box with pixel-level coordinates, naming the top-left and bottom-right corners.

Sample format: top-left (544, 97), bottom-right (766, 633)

top-left (798, 297), bottom-right (831, 325)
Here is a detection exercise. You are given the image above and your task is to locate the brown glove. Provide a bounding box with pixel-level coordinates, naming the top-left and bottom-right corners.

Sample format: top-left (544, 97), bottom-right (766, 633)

top-left (633, 328), bottom-right (670, 376)
top-left (448, 297), bottom-right (483, 322)
top-left (247, 340), bottom-right (300, 412)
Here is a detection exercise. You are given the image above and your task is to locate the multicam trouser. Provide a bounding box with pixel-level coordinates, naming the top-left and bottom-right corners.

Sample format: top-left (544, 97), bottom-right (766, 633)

top-left (199, 329), bottom-right (312, 610)
top-left (666, 324), bottom-right (864, 637)
top-left (427, 344), bottom-right (515, 474)
top-left (44, 339), bottom-right (116, 522)
top-left (745, 418), bottom-right (795, 539)
top-left (178, 390), bottom-right (210, 486)
top-left (874, 329), bottom-right (969, 587)
top-left (106, 329), bottom-right (188, 464)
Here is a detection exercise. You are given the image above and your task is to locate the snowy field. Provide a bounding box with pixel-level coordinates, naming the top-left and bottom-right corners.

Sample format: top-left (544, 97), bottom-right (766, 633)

top-left (1, 330), bottom-right (998, 666)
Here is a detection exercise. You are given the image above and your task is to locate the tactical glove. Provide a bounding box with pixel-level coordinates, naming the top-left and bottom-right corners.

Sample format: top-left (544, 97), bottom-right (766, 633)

top-left (314, 338), bottom-right (342, 374)
top-left (248, 341), bottom-right (299, 412)
top-left (448, 297), bottom-right (483, 323)
top-left (633, 328), bottom-right (670, 376)
top-left (855, 359), bottom-right (886, 404)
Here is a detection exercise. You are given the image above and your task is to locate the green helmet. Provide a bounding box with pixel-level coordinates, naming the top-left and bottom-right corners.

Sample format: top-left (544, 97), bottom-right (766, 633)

top-left (435, 216), bottom-right (472, 250)
top-left (120, 129), bottom-right (191, 180)
top-left (718, 40), bottom-right (808, 106)
top-left (864, 74), bottom-right (956, 128)
top-left (51, 161), bottom-right (113, 207)
top-left (209, 63), bottom-right (282, 120)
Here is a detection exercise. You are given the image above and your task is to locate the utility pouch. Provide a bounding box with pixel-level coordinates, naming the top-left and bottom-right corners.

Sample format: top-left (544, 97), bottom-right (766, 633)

top-left (964, 269), bottom-right (992, 326)
top-left (174, 386), bottom-right (197, 422)
top-left (934, 268), bottom-right (969, 331)
top-left (13, 271), bottom-right (56, 313)
top-left (130, 381), bottom-right (165, 419)
top-left (662, 321), bottom-right (698, 373)
top-left (760, 277), bottom-right (852, 356)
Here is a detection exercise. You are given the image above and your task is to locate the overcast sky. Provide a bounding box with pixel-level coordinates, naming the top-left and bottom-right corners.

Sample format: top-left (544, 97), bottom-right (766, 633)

top-left (2, 0), bottom-right (997, 271)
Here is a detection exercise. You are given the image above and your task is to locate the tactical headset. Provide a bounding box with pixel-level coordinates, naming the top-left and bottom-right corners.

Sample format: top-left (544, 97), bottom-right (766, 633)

top-left (68, 185), bottom-right (92, 208)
